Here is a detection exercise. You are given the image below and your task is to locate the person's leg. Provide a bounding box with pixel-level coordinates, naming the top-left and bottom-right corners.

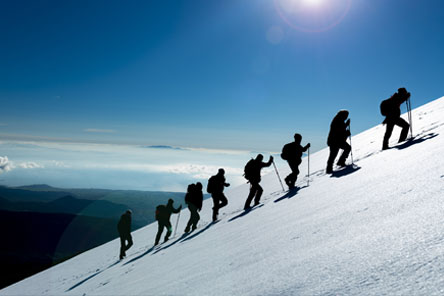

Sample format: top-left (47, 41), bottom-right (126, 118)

top-left (164, 221), bottom-right (172, 242)
top-left (327, 146), bottom-right (339, 173)
top-left (254, 184), bottom-right (263, 205)
top-left (383, 121), bottom-right (395, 149)
top-left (284, 172), bottom-right (293, 187)
top-left (191, 206), bottom-right (199, 230)
top-left (119, 235), bottom-right (125, 259)
top-left (155, 222), bottom-right (164, 245)
top-left (288, 162), bottom-right (300, 187)
top-left (195, 211), bottom-right (200, 229)
top-left (244, 184), bottom-right (257, 209)
top-left (211, 195), bottom-right (219, 221)
top-left (337, 142), bottom-right (351, 166)
top-left (185, 207), bottom-right (193, 232)
top-left (218, 193), bottom-right (228, 209)
top-left (396, 117), bottom-right (410, 142)
top-left (125, 233), bottom-right (133, 251)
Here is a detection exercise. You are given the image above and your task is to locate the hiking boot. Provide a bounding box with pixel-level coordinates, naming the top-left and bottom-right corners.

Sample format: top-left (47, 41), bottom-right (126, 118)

top-left (337, 160), bottom-right (346, 168)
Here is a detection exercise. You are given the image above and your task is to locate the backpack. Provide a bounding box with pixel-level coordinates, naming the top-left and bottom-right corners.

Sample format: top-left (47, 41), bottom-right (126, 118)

top-left (281, 144), bottom-right (290, 161)
top-left (155, 205), bottom-right (166, 221)
top-left (243, 159), bottom-right (255, 181)
top-left (207, 176), bottom-right (216, 194)
top-left (380, 98), bottom-right (391, 116)
top-left (185, 184), bottom-right (196, 203)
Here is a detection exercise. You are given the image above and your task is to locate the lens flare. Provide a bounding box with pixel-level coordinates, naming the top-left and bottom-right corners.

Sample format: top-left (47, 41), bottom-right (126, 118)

top-left (274, 0), bottom-right (352, 33)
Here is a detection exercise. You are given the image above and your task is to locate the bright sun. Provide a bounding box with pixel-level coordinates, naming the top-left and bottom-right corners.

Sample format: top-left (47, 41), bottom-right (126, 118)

top-left (302, 0), bottom-right (323, 6)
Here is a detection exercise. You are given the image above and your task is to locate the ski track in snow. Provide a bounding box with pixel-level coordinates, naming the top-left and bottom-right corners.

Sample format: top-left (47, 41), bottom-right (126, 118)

top-left (2, 97), bottom-right (444, 295)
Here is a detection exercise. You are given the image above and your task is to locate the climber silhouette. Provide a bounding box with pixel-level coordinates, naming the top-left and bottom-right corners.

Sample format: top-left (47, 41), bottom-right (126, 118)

top-left (243, 154), bottom-right (273, 210)
top-left (380, 87), bottom-right (411, 150)
top-left (207, 168), bottom-right (230, 222)
top-left (184, 183), bottom-right (203, 233)
top-left (117, 210), bottom-right (133, 260)
top-left (154, 199), bottom-right (181, 246)
top-left (281, 133), bottom-right (310, 189)
top-left (326, 110), bottom-right (351, 174)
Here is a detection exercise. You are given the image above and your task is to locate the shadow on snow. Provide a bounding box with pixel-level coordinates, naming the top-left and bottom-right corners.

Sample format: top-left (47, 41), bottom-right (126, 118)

top-left (122, 246), bottom-right (156, 266)
top-left (66, 260), bottom-right (120, 292)
top-left (394, 133), bottom-right (438, 150)
top-left (330, 165), bottom-right (361, 178)
top-left (228, 204), bottom-right (264, 222)
top-left (274, 185), bottom-right (308, 203)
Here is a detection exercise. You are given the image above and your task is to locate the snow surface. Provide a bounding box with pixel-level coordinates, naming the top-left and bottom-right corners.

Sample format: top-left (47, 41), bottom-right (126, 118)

top-left (2, 97), bottom-right (444, 296)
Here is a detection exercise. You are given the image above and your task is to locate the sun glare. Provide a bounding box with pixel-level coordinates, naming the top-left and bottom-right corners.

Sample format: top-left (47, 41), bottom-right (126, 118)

top-left (302, 0), bottom-right (323, 6)
top-left (275, 0), bottom-right (352, 32)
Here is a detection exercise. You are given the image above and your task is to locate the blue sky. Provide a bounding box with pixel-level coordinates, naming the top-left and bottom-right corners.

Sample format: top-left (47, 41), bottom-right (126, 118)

top-left (1, 0), bottom-right (444, 190)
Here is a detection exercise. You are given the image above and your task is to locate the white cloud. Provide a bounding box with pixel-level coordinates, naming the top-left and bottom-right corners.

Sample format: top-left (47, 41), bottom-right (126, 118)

top-left (148, 163), bottom-right (243, 179)
top-left (0, 156), bottom-right (12, 173)
top-left (84, 128), bottom-right (116, 134)
top-left (84, 162), bottom-right (243, 180)
top-left (51, 160), bottom-right (69, 168)
top-left (18, 162), bottom-right (44, 169)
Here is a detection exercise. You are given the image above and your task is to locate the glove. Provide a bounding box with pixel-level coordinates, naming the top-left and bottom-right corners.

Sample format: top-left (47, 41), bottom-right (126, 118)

top-left (227, 183), bottom-right (230, 187)
top-left (307, 143), bottom-right (311, 148)
top-left (270, 156), bottom-right (274, 161)
top-left (346, 119), bottom-right (350, 126)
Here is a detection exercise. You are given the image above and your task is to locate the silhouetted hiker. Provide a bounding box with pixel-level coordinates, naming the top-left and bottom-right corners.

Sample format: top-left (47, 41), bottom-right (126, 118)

top-left (117, 210), bottom-right (133, 260)
top-left (244, 154), bottom-right (273, 209)
top-left (207, 168), bottom-right (230, 221)
top-left (380, 87), bottom-right (411, 150)
top-left (326, 110), bottom-right (351, 174)
top-left (184, 183), bottom-right (203, 232)
top-left (281, 133), bottom-right (310, 189)
top-left (155, 199), bottom-right (182, 245)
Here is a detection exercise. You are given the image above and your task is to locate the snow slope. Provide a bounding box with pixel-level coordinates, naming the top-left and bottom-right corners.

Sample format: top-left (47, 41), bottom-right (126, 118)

top-left (2, 97), bottom-right (444, 296)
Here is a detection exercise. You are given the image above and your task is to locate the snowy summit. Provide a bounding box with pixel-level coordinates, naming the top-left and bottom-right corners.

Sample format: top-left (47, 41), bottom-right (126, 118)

top-left (1, 97), bottom-right (444, 295)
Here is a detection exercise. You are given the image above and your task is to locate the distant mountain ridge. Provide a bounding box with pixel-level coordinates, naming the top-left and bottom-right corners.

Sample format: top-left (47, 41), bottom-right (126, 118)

top-left (0, 195), bottom-right (128, 219)
top-left (0, 185), bottom-right (188, 225)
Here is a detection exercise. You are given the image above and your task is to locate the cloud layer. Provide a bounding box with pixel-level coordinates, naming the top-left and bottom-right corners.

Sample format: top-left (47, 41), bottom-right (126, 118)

top-left (0, 156), bottom-right (44, 173)
top-left (0, 156), bottom-right (12, 173)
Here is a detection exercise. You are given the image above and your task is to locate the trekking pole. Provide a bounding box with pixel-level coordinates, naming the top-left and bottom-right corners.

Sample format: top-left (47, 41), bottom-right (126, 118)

top-left (173, 208), bottom-right (181, 238)
top-left (272, 160), bottom-right (285, 192)
top-left (307, 147), bottom-right (310, 187)
top-left (407, 97), bottom-right (413, 138)
top-left (348, 122), bottom-right (354, 165)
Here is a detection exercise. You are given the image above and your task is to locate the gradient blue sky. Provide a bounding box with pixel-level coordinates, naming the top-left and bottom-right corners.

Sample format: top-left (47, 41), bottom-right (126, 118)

top-left (1, 0), bottom-right (443, 190)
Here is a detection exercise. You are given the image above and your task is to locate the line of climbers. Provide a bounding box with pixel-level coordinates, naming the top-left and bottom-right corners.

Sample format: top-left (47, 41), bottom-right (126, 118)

top-left (117, 87), bottom-right (412, 257)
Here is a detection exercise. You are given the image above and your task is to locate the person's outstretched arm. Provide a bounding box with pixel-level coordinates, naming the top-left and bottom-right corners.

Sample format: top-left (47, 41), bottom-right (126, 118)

top-left (264, 156), bottom-right (274, 167)
top-left (173, 204), bottom-right (182, 213)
